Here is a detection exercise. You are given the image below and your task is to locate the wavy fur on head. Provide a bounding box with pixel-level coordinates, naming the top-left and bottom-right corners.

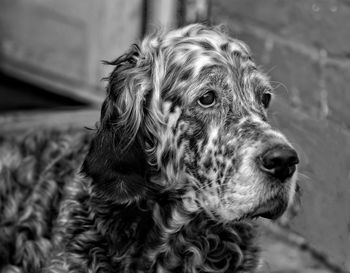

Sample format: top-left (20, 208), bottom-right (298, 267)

top-left (0, 24), bottom-right (299, 273)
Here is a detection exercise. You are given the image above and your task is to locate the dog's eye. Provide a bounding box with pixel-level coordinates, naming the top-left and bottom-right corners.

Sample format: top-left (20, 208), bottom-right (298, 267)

top-left (198, 91), bottom-right (216, 108)
top-left (261, 93), bottom-right (272, 108)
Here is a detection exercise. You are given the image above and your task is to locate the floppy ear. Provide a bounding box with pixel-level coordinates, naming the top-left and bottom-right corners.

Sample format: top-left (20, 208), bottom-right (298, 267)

top-left (82, 45), bottom-right (153, 204)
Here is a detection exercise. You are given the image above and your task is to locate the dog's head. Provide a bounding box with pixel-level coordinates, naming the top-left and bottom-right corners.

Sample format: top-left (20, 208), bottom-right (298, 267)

top-left (82, 24), bottom-right (299, 221)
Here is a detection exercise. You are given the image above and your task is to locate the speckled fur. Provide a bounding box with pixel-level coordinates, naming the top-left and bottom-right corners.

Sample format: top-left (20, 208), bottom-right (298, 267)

top-left (0, 24), bottom-right (298, 273)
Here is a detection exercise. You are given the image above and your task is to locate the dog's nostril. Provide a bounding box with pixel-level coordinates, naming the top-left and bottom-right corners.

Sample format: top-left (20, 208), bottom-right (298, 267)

top-left (260, 146), bottom-right (299, 182)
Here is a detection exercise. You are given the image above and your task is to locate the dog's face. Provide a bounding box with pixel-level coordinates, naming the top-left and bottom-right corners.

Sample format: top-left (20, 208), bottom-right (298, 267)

top-left (154, 26), bottom-right (299, 221)
top-left (84, 24), bottom-right (298, 222)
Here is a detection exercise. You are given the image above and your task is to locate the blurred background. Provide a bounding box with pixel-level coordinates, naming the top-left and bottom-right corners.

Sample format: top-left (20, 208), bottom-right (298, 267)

top-left (0, 0), bottom-right (349, 272)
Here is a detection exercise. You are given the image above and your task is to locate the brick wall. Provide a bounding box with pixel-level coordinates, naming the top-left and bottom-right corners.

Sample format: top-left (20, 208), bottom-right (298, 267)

top-left (212, 0), bottom-right (350, 270)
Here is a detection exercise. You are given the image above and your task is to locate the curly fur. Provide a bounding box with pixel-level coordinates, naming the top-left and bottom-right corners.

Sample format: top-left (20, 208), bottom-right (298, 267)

top-left (0, 24), bottom-right (298, 273)
top-left (0, 131), bottom-right (91, 273)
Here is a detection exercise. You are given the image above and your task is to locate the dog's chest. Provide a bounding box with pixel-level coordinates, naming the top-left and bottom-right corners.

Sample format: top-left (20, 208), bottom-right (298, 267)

top-left (133, 218), bottom-right (260, 273)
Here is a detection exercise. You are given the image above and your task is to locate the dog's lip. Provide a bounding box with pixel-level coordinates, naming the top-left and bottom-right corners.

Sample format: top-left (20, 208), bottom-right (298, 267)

top-left (250, 197), bottom-right (288, 220)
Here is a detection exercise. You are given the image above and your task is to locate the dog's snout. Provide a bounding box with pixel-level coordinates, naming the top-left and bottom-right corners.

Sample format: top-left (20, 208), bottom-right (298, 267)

top-left (259, 146), bottom-right (299, 182)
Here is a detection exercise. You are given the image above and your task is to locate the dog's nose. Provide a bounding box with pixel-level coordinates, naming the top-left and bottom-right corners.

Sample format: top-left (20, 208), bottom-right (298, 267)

top-left (260, 146), bottom-right (299, 182)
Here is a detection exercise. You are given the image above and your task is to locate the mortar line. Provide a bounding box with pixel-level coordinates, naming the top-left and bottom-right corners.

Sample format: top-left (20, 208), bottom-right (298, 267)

top-left (222, 17), bottom-right (350, 70)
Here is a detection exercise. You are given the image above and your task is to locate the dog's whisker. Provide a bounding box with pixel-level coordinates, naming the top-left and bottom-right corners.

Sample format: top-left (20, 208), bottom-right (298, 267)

top-left (297, 172), bottom-right (312, 182)
top-left (270, 80), bottom-right (290, 94)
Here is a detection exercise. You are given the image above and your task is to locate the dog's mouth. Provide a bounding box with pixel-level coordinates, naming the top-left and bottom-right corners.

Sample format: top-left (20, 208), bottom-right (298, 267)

top-left (249, 196), bottom-right (288, 220)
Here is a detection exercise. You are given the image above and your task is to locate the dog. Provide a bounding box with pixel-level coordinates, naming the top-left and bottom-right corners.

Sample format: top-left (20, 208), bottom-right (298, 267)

top-left (1, 24), bottom-right (299, 273)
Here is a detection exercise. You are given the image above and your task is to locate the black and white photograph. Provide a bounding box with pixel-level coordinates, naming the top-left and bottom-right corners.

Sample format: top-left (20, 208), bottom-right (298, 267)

top-left (0, 1), bottom-right (349, 272)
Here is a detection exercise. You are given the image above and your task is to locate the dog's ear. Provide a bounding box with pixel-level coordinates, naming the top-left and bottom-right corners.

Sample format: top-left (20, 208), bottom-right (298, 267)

top-left (82, 45), bottom-right (155, 204)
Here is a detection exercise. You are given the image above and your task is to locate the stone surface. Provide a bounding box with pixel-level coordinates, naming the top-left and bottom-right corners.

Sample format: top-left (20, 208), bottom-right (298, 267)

top-left (213, 9), bottom-right (350, 125)
top-left (259, 227), bottom-right (333, 273)
top-left (325, 64), bottom-right (350, 124)
top-left (270, 99), bottom-right (350, 270)
top-left (213, 0), bottom-right (350, 58)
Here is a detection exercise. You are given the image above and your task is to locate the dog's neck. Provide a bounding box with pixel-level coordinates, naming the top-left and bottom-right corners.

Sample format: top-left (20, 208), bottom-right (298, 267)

top-left (85, 191), bottom-right (260, 273)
